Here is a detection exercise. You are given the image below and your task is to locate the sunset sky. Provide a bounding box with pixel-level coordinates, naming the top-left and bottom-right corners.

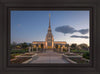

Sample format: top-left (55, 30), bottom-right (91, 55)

top-left (11, 10), bottom-right (89, 46)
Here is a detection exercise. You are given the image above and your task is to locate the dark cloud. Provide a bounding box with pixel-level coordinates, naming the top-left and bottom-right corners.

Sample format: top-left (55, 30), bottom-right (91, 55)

top-left (55, 25), bottom-right (77, 34)
top-left (55, 25), bottom-right (88, 34)
top-left (78, 29), bottom-right (88, 34)
top-left (70, 35), bottom-right (89, 39)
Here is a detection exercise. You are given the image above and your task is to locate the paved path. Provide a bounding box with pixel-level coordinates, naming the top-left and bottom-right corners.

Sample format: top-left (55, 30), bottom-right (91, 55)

top-left (29, 50), bottom-right (69, 63)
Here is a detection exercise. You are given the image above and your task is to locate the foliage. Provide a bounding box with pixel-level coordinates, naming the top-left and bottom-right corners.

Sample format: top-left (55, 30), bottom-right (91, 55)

top-left (78, 43), bottom-right (89, 50)
top-left (71, 49), bottom-right (88, 53)
top-left (83, 52), bottom-right (90, 59)
top-left (65, 44), bottom-right (69, 47)
top-left (10, 53), bottom-right (21, 59)
top-left (55, 44), bottom-right (58, 49)
top-left (10, 49), bottom-right (27, 54)
top-left (29, 43), bottom-right (32, 47)
top-left (69, 58), bottom-right (89, 64)
top-left (10, 57), bottom-right (31, 64)
top-left (10, 41), bottom-right (17, 49)
top-left (63, 48), bottom-right (67, 52)
top-left (41, 44), bottom-right (44, 49)
top-left (36, 44), bottom-right (38, 47)
top-left (33, 48), bottom-right (36, 51)
top-left (70, 44), bottom-right (77, 50)
top-left (21, 42), bottom-right (28, 49)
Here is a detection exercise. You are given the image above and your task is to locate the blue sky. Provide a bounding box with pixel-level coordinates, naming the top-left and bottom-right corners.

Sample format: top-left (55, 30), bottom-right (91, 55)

top-left (11, 10), bottom-right (89, 45)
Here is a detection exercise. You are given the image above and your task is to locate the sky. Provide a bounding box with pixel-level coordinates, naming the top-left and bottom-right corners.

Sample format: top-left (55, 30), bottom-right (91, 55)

top-left (11, 10), bottom-right (89, 46)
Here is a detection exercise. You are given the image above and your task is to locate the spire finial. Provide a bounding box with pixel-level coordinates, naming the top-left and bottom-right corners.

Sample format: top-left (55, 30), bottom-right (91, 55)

top-left (49, 13), bottom-right (51, 28)
top-left (49, 13), bottom-right (51, 18)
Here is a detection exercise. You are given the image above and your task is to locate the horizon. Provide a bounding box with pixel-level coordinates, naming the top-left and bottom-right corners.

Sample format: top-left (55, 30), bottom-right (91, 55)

top-left (11, 10), bottom-right (89, 46)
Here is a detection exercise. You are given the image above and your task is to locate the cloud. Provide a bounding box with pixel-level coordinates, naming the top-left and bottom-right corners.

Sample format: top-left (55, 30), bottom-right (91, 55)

top-left (55, 25), bottom-right (77, 34)
top-left (55, 25), bottom-right (88, 34)
top-left (70, 35), bottom-right (89, 39)
top-left (78, 29), bottom-right (88, 34)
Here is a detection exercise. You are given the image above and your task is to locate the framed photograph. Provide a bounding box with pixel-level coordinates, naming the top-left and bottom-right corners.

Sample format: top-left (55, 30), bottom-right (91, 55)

top-left (0, 0), bottom-right (100, 74)
top-left (10, 10), bottom-right (90, 64)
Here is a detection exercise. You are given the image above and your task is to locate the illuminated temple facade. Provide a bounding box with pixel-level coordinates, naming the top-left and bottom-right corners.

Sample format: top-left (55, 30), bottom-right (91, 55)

top-left (32, 14), bottom-right (67, 49)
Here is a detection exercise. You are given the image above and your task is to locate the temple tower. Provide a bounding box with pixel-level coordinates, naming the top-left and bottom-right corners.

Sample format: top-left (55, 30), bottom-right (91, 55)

top-left (45, 14), bottom-right (54, 49)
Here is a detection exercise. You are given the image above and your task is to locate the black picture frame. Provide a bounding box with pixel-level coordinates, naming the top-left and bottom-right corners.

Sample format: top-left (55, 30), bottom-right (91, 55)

top-left (0, 0), bottom-right (100, 74)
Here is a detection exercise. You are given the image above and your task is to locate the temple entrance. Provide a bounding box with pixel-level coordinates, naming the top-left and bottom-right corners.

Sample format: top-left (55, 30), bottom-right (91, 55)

top-left (47, 46), bottom-right (52, 49)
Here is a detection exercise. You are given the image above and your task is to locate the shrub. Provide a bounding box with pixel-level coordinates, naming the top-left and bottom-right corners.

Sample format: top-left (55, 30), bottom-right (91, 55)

top-left (10, 49), bottom-right (26, 54)
top-left (71, 49), bottom-right (88, 53)
top-left (10, 53), bottom-right (21, 59)
top-left (33, 48), bottom-right (36, 51)
top-left (83, 52), bottom-right (90, 59)
top-left (63, 49), bottom-right (67, 52)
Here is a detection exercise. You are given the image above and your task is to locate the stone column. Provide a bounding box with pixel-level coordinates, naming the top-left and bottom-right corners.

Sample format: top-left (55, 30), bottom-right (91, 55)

top-left (28, 47), bottom-right (31, 53)
top-left (61, 47), bottom-right (63, 52)
top-left (65, 47), bottom-right (67, 52)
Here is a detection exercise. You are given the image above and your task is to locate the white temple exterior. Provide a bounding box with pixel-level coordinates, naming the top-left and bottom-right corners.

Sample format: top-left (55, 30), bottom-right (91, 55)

top-left (32, 14), bottom-right (67, 49)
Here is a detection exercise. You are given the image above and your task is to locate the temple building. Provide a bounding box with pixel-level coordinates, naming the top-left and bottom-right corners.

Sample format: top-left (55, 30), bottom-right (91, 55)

top-left (32, 14), bottom-right (67, 49)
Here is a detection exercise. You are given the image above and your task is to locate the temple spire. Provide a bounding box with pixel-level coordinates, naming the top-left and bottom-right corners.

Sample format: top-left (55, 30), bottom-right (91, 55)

top-left (49, 13), bottom-right (51, 28)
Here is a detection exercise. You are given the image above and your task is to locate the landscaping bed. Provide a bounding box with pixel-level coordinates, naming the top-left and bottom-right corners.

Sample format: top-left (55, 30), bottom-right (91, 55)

top-left (10, 57), bottom-right (31, 64)
top-left (10, 53), bottom-right (22, 59)
top-left (69, 57), bottom-right (89, 64)
top-left (20, 53), bottom-right (35, 56)
top-left (10, 53), bottom-right (36, 64)
top-left (65, 53), bottom-right (78, 56)
top-left (71, 49), bottom-right (89, 53)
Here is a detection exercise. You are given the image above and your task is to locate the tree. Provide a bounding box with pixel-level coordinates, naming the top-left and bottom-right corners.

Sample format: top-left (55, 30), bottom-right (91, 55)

top-left (10, 41), bottom-right (17, 49)
top-left (78, 43), bottom-right (88, 50)
top-left (21, 42), bottom-right (28, 49)
top-left (55, 44), bottom-right (58, 49)
top-left (29, 43), bottom-right (32, 47)
top-left (65, 44), bottom-right (69, 47)
top-left (36, 44), bottom-right (38, 47)
top-left (41, 44), bottom-right (44, 49)
top-left (77, 45), bottom-right (81, 50)
top-left (71, 44), bottom-right (77, 50)
top-left (83, 52), bottom-right (90, 59)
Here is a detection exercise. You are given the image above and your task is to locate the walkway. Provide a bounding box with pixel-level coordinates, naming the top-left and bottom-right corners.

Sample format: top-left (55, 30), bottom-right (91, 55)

top-left (29, 49), bottom-right (69, 63)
